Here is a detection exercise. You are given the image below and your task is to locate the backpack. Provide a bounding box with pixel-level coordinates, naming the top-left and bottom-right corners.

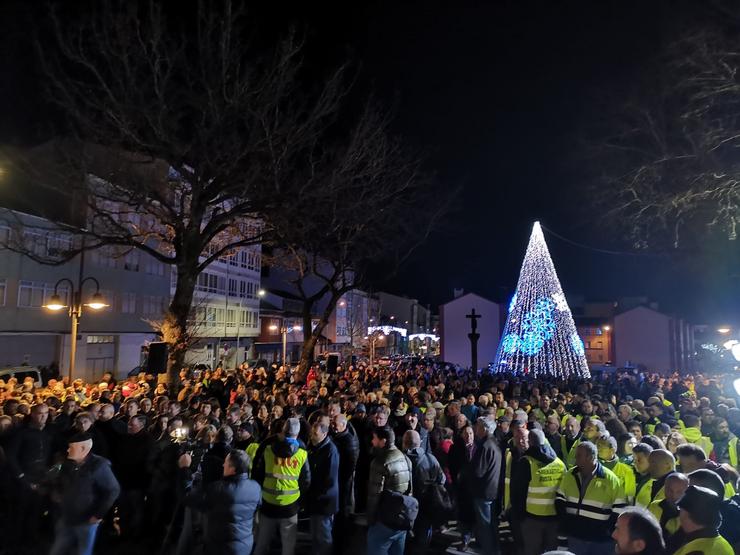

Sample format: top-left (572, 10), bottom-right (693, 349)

top-left (378, 455), bottom-right (419, 530)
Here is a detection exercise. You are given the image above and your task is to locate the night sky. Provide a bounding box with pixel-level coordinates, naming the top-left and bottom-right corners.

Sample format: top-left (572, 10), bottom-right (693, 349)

top-left (1, 1), bottom-right (738, 323)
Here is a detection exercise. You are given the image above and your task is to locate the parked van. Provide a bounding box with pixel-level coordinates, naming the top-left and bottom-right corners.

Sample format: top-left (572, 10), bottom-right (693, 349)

top-left (0, 366), bottom-right (43, 388)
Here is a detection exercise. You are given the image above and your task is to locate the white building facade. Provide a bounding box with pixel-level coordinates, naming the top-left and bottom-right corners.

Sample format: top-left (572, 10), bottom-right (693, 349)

top-left (181, 239), bottom-right (262, 368)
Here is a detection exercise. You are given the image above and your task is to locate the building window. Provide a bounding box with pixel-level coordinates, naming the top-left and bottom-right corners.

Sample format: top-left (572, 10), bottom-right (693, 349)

top-left (228, 278), bottom-right (238, 297)
top-left (18, 281), bottom-right (67, 308)
top-left (86, 335), bottom-right (115, 344)
top-left (121, 292), bottom-right (137, 314)
top-left (123, 250), bottom-right (140, 271)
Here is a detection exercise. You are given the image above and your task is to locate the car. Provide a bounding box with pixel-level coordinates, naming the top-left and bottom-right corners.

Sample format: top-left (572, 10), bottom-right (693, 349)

top-left (0, 366), bottom-right (43, 388)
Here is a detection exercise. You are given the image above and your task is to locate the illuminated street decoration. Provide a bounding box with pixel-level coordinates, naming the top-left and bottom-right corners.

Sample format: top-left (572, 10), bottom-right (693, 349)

top-left (367, 325), bottom-right (408, 338)
top-left (493, 222), bottom-right (590, 378)
top-left (408, 333), bottom-right (439, 341)
top-left (509, 293), bottom-right (518, 312)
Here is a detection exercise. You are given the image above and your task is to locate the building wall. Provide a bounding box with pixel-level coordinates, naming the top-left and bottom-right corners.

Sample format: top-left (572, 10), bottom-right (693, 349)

top-left (181, 244), bottom-right (262, 367)
top-left (440, 293), bottom-right (500, 368)
top-left (614, 306), bottom-right (673, 372)
top-left (377, 292), bottom-right (417, 329)
top-left (0, 215), bottom-right (170, 379)
top-left (576, 325), bottom-right (613, 365)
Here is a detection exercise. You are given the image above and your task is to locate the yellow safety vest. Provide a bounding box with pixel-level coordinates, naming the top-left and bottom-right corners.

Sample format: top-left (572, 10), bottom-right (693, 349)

top-left (647, 498), bottom-right (680, 537)
top-left (560, 436), bottom-right (581, 469)
top-left (525, 455), bottom-right (565, 517)
top-left (729, 436), bottom-right (738, 470)
top-left (503, 450), bottom-right (513, 511)
top-left (556, 465), bottom-right (627, 524)
top-left (261, 444), bottom-right (307, 506)
top-left (605, 460), bottom-right (636, 504)
top-left (724, 481), bottom-right (736, 500)
top-left (245, 442), bottom-right (259, 473)
top-left (672, 534), bottom-right (734, 555)
top-left (635, 475), bottom-right (655, 508)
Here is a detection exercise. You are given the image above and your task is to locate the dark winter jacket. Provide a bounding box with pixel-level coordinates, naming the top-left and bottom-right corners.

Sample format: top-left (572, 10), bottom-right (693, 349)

top-left (367, 444), bottom-right (412, 523)
top-left (462, 435), bottom-right (502, 502)
top-left (509, 443), bottom-right (558, 520)
top-left (201, 442), bottom-right (231, 485)
top-left (7, 424), bottom-right (55, 484)
top-left (332, 425), bottom-right (359, 510)
top-left (406, 446), bottom-right (445, 518)
top-left (95, 419), bottom-right (125, 463)
top-left (113, 430), bottom-right (153, 490)
top-left (184, 473), bottom-right (261, 555)
top-left (307, 436), bottom-right (340, 515)
top-left (52, 454), bottom-right (121, 526)
top-left (252, 435), bottom-right (311, 518)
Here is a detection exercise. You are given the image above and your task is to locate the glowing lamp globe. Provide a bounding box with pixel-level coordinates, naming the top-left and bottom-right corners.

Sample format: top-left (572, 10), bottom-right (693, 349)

top-left (85, 292), bottom-right (109, 310)
top-left (44, 294), bottom-right (67, 311)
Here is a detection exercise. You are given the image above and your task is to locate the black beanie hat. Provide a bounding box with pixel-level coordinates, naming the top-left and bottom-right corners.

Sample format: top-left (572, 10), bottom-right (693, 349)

top-left (677, 485), bottom-right (722, 528)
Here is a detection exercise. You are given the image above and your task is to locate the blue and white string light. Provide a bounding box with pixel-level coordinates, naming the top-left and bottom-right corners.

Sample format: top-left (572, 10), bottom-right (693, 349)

top-left (493, 222), bottom-right (590, 378)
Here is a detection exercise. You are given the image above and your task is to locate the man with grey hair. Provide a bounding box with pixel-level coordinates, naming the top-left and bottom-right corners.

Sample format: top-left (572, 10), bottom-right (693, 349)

top-left (461, 416), bottom-right (502, 554)
top-left (556, 441), bottom-right (627, 555)
top-left (509, 428), bottom-right (566, 555)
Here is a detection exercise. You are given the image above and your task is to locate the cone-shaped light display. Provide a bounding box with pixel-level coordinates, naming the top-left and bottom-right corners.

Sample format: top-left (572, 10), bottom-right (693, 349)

top-left (493, 222), bottom-right (590, 378)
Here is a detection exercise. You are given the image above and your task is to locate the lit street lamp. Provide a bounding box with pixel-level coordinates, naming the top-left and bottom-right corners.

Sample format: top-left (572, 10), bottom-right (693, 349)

top-left (269, 322), bottom-right (301, 370)
top-left (368, 329), bottom-right (386, 368)
top-left (44, 276), bottom-right (108, 382)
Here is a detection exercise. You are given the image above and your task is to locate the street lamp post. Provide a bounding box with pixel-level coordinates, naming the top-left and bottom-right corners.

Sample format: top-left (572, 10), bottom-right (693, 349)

top-left (368, 330), bottom-right (386, 368)
top-left (44, 276), bottom-right (108, 383)
top-left (282, 325), bottom-right (288, 370)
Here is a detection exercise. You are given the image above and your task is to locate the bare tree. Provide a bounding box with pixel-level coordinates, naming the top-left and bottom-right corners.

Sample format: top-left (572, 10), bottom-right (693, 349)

top-left (587, 29), bottom-right (740, 250)
top-left (0, 1), bottom-right (389, 385)
top-left (264, 106), bottom-right (449, 378)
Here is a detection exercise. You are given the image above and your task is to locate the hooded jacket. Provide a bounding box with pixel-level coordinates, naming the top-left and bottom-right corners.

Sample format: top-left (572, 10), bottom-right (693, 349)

top-left (509, 443), bottom-right (558, 520)
top-left (251, 435), bottom-right (311, 518)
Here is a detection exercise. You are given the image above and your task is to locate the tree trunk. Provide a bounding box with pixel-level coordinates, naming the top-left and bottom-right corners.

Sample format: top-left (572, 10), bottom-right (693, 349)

top-left (296, 292), bottom-right (342, 380)
top-left (296, 305), bottom-right (315, 382)
top-left (165, 266), bottom-right (197, 388)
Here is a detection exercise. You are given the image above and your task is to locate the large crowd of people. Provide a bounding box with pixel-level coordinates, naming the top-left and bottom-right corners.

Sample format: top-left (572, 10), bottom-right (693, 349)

top-left (1, 360), bottom-right (739, 555)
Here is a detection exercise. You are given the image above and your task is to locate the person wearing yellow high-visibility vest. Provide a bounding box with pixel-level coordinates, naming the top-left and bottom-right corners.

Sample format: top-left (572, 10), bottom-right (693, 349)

top-left (555, 441), bottom-right (627, 554)
top-left (671, 485), bottom-right (734, 555)
top-left (561, 417), bottom-right (583, 469)
top-left (633, 443), bottom-right (656, 508)
top-left (711, 419), bottom-right (737, 468)
top-left (648, 472), bottom-right (688, 540)
top-left (597, 435), bottom-right (637, 504)
top-left (499, 418), bottom-right (528, 547)
top-left (253, 418), bottom-right (311, 555)
top-left (645, 449), bottom-right (677, 508)
top-left (507, 429), bottom-right (565, 555)
top-left (681, 414), bottom-right (714, 458)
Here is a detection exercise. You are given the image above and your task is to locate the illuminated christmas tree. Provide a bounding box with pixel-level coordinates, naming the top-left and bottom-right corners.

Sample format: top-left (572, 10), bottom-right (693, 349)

top-left (493, 222), bottom-right (590, 378)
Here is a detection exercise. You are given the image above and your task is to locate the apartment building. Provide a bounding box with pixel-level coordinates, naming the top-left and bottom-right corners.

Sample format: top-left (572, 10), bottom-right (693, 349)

top-left (0, 212), bottom-right (169, 382)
